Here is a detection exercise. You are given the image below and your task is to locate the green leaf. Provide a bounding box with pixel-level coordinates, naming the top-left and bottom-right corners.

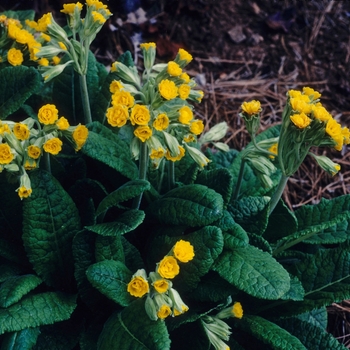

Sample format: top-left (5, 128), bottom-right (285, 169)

top-left (234, 315), bottom-right (307, 350)
top-left (0, 327), bottom-right (40, 350)
top-left (296, 308), bottom-right (328, 330)
top-left (0, 292), bottom-right (76, 335)
top-left (95, 235), bottom-right (124, 262)
top-left (228, 196), bottom-right (270, 235)
top-left (122, 237), bottom-right (145, 272)
top-left (212, 210), bottom-right (237, 231)
top-left (147, 184), bottom-right (224, 227)
top-left (277, 318), bottom-right (347, 350)
top-left (117, 51), bottom-right (134, 67)
top-left (0, 263), bottom-right (23, 283)
top-left (207, 148), bottom-right (239, 169)
top-left (82, 122), bottom-right (138, 180)
top-left (195, 168), bottom-right (233, 207)
top-left (97, 299), bottom-right (171, 350)
top-left (96, 180), bottom-right (150, 217)
top-left (1, 10), bottom-right (35, 22)
top-left (213, 245), bottom-right (290, 299)
top-left (86, 260), bottom-right (133, 307)
top-left (280, 275), bottom-right (305, 301)
top-left (0, 274), bottom-right (42, 308)
top-left (222, 225), bottom-right (249, 250)
top-left (0, 66), bottom-right (42, 119)
top-left (22, 170), bottom-right (80, 289)
top-left (303, 221), bottom-right (349, 244)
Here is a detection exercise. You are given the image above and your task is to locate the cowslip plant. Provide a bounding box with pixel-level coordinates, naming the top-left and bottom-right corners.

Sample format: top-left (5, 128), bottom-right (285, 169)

top-left (1, 3), bottom-right (350, 350)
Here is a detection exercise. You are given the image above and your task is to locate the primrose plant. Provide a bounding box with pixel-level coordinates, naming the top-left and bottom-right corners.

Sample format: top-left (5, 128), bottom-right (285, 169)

top-left (0, 2), bottom-right (350, 350)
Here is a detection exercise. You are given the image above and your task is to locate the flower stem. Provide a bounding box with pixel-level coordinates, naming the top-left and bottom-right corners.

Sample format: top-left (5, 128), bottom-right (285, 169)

top-left (168, 161), bottom-right (175, 190)
top-left (79, 74), bottom-right (92, 124)
top-left (269, 174), bottom-right (289, 215)
top-left (233, 158), bottom-right (246, 200)
top-left (43, 152), bottom-right (51, 173)
top-left (132, 142), bottom-right (148, 209)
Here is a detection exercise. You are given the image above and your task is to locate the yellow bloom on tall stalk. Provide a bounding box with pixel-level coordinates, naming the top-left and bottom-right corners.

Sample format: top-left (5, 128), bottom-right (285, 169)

top-left (43, 138), bottom-right (63, 155)
top-left (60, 2), bottom-right (83, 14)
top-left (86, 0), bottom-right (108, 10)
top-left (165, 146), bottom-right (185, 162)
top-left (173, 240), bottom-right (195, 263)
top-left (36, 13), bottom-right (52, 32)
top-left (180, 72), bottom-right (190, 83)
top-left (56, 117), bottom-right (70, 130)
top-left (312, 105), bottom-right (332, 122)
top-left (178, 48), bottom-right (193, 64)
top-left (127, 276), bottom-right (149, 297)
top-left (325, 118), bottom-right (342, 138)
top-left (268, 143), bottom-right (278, 159)
top-left (17, 186), bottom-right (32, 199)
top-left (134, 125), bottom-right (152, 142)
top-left (241, 100), bottom-right (261, 115)
top-left (290, 98), bottom-right (312, 114)
top-left (178, 106), bottom-right (193, 125)
top-left (41, 32), bottom-right (51, 42)
top-left (190, 120), bottom-right (204, 135)
top-left (153, 113), bottom-right (169, 131)
top-left (157, 305), bottom-right (172, 319)
top-left (0, 143), bottom-right (14, 164)
top-left (38, 58), bottom-right (49, 66)
top-left (290, 113), bottom-right (312, 129)
top-left (130, 104), bottom-right (150, 125)
top-left (153, 279), bottom-right (169, 293)
top-left (232, 302), bottom-right (243, 319)
top-left (302, 86), bottom-right (321, 100)
top-left (178, 84), bottom-right (191, 100)
top-left (27, 145), bottom-right (41, 159)
top-left (0, 123), bottom-right (10, 135)
top-left (167, 61), bottom-right (182, 76)
top-left (112, 91), bottom-right (135, 108)
top-left (140, 42), bottom-right (156, 50)
top-left (150, 148), bottom-right (165, 160)
top-left (158, 79), bottom-right (178, 100)
top-left (157, 256), bottom-right (180, 279)
top-left (73, 124), bottom-right (89, 151)
top-left (13, 123), bottom-right (30, 141)
top-left (58, 42), bottom-right (67, 51)
top-left (109, 80), bottom-right (124, 93)
top-left (92, 11), bottom-right (106, 24)
top-left (106, 105), bottom-right (129, 127)
top-left (7, 48), bottom-right (23, 66)
top-left (38, 104), bottom-right (59, 125)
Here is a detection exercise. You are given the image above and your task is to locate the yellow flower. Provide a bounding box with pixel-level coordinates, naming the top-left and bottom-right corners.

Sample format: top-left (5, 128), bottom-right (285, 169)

top-left (52, 56), bottom-right (61, 65)
top-left (183, 134), bottom-right (195, 143)
top-left (150, 148), bottom-right (165, 160)
top-left (130, 104), bottom-right (150, 126)
top-left (268, 143), bottom-right (278, 159)
top-left (178, 106), bottom-right (193, 125)
top-left (92, 11), bottom-right (106, 24)
top-left (17, 186), bottom-right (32, 199)
top-left (325, 118), bottom-right (342, 138)
top-left (290, 113), bottom-right (311, 129)
top-left (73, 124), bottom-right (89, 150)
top-left (158, 79), bottom-right (178, 100)
top-left (112, 91), bottom-right (135, 108)
top-left (24, 159), bottom-right (37, 171)
top-left (232, 302), bottom-right (243, 319)
top-left (41, 33), bottom-right (51, 42)
top-left (165, 146), bottom-right (185, 162)
top-left (290, 98), bottom-right (312, 114)
top-left (312, 105), bottom-right (332, 122)
top-left (0, 123), bottom-right (10, 135)
top-left (7, 22), bottom-right (20, 40)
top-left (0, 143), bottom-right (14, 164)
top-left (174, 305), bottom-right (189, 316)
top-left (178, 48), bottom-right (193, 63)
top-left (178, 84), bottom-right (191, 100)
top-left (7, 48), bottom-right (23, 66)
top-left (158, 256), bottom-right (180, 279)
top-left (153, 279), bottom-right (169, 293)
top-left (157, 305), bottom-right (172, 319)
top-left (302, 86), bottom-right (321, 100)
top-left (153, 113), bottom-right (169, 131)
top-left (190, 120), bottom-right (204, 135)
top-left (61, 2), bottom-right (83, 14)
top-left (0, 15), bottom-right (6, 24)
top-left (56, 116), bottom-right (70, 130)
top-left (58, 42), bottom-right (67, 51)
top-left (13, 123), bottom-right (30, 141)
top-left (27, 145), bottom-right (41, 159)
top-left (241, 100), bottom-right (261, 115)
top-left (167, 61), bottom-right (182, 76)
top-left (109, 80), bottom-right (124, 93)
top-left (43, 138), bottom-right (63, 155)
top-left (38, 104), bottom-right (59, 125)
top-left (106, 105), bottom-right (129, 127)
top-left (38, 58), bottom-right (49, 66)
top-left (180, 72), bottom-right (190, 83)
top-left (134, 125), bottom-right (152, 142)
top-left (287, 89), bottom-right (302, 98)
top-left (140, 42), bottom-right (156, 50)
top-left (127, 276), bottom-right (149, 297)
top-left (173, 240), bottom-right (195, 263)
top-left (342, 127), bottom-right (350, 145)
top-left (86, 0), bottom-right (108, 10)
top-left (36, 13), bottom-right (52, 32)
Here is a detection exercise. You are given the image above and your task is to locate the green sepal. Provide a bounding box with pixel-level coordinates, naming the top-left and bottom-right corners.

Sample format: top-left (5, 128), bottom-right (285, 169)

top-left (213, 245), bottom-right (290, 299)
top-left (86, 260), bottom-right (133, 307)
top-left (0, 66), bottom-right (42, 120)
top-left (0, 327), bottom-right (40, 350)
top-left (0, 274), bottom-right (42, 308)
top-left (97, 299), bottom-right (171, 350)
top-left (22, 169), bottom-right (80, 289)
top-left (232, 315), bottom-right (307, 350)
top-left (146, 184), bottom-right (224, 227)
top-left (82, 122), bottom-right (138, 180)
top-left (0, 292), bottom-right (76, 335)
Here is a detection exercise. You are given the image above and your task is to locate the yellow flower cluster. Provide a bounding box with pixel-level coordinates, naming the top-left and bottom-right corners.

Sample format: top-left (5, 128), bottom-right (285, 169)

top-left (0, 104), bottom-right (88, 199)
top-left (107, 44), bottom-right (208, 170)
top-left (127, 240), bottom-right (195, 320)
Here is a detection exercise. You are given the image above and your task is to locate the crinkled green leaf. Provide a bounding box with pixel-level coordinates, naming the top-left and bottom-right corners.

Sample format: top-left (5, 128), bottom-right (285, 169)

top-left (207, 148), bottom-right (239, 169)
top-left (22, 170), bottom-right (80, 289)
top-left (95, 235), bottom-right (124, 262)
top-left (248, 232), bottom-right (272, 253)
top-left (303, 220), bottom-right (349, 244)
top-left (195, 168), bottom-right (233, 207)
top-left (212, 210), bottom-right (237, 231)
top-left (0, 292), bottom-right (76, 335)
top-left (0, 274), bottom-right (42, 308)
top-left (228, 196), bottom-right (270, 235)
top-left (280, 274), bottom-right (305, 301)
top-left (277, 318), bottom-right (347, 350)
top-left (147, 184), bottom-right (224, 227)
top-left (0, 327), bottom-right (40, 350)
top-left (234, 315), bottom-right (306, 350)
top-left (82, 122), bottom-right (138, 180)
top-left (0, 66), bottom-right (42, 119)
top-left (223, 225), bottom-right (249, 250)
top-left (97, 299), bottom-right (171, 350)
top-left (213, 245), bottom-right (290, 299)
top-left (86, 260), bottom-right (133, 307)
top-left (117, 51), bottom-right (134, 67)
top-left (96, 180), bottom-right (150, 217)
top-left (296, 308), bottom-right (328, 330)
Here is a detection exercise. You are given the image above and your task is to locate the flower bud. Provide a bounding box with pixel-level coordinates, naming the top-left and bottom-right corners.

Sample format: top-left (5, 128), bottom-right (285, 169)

top-left (310, 153), bottom-right (341, 176)
top-left (199, 122), bottom-right (228, 144)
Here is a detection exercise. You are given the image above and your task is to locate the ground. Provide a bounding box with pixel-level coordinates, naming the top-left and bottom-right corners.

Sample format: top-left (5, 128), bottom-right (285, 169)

top-left (3, 0), bottom-right (350, 345)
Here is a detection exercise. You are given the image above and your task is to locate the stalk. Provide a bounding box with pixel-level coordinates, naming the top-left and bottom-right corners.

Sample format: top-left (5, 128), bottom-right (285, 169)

top-left (79, 74), bottom-right (92, 124)
top-left (168, 161), bottom-right (175, 190)
top-left (233, 158), bottom-right (246, 200)
top-left (132, 142), bottom-right (148, 209)
top-left (269, 174), bottom-right (289, 215)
